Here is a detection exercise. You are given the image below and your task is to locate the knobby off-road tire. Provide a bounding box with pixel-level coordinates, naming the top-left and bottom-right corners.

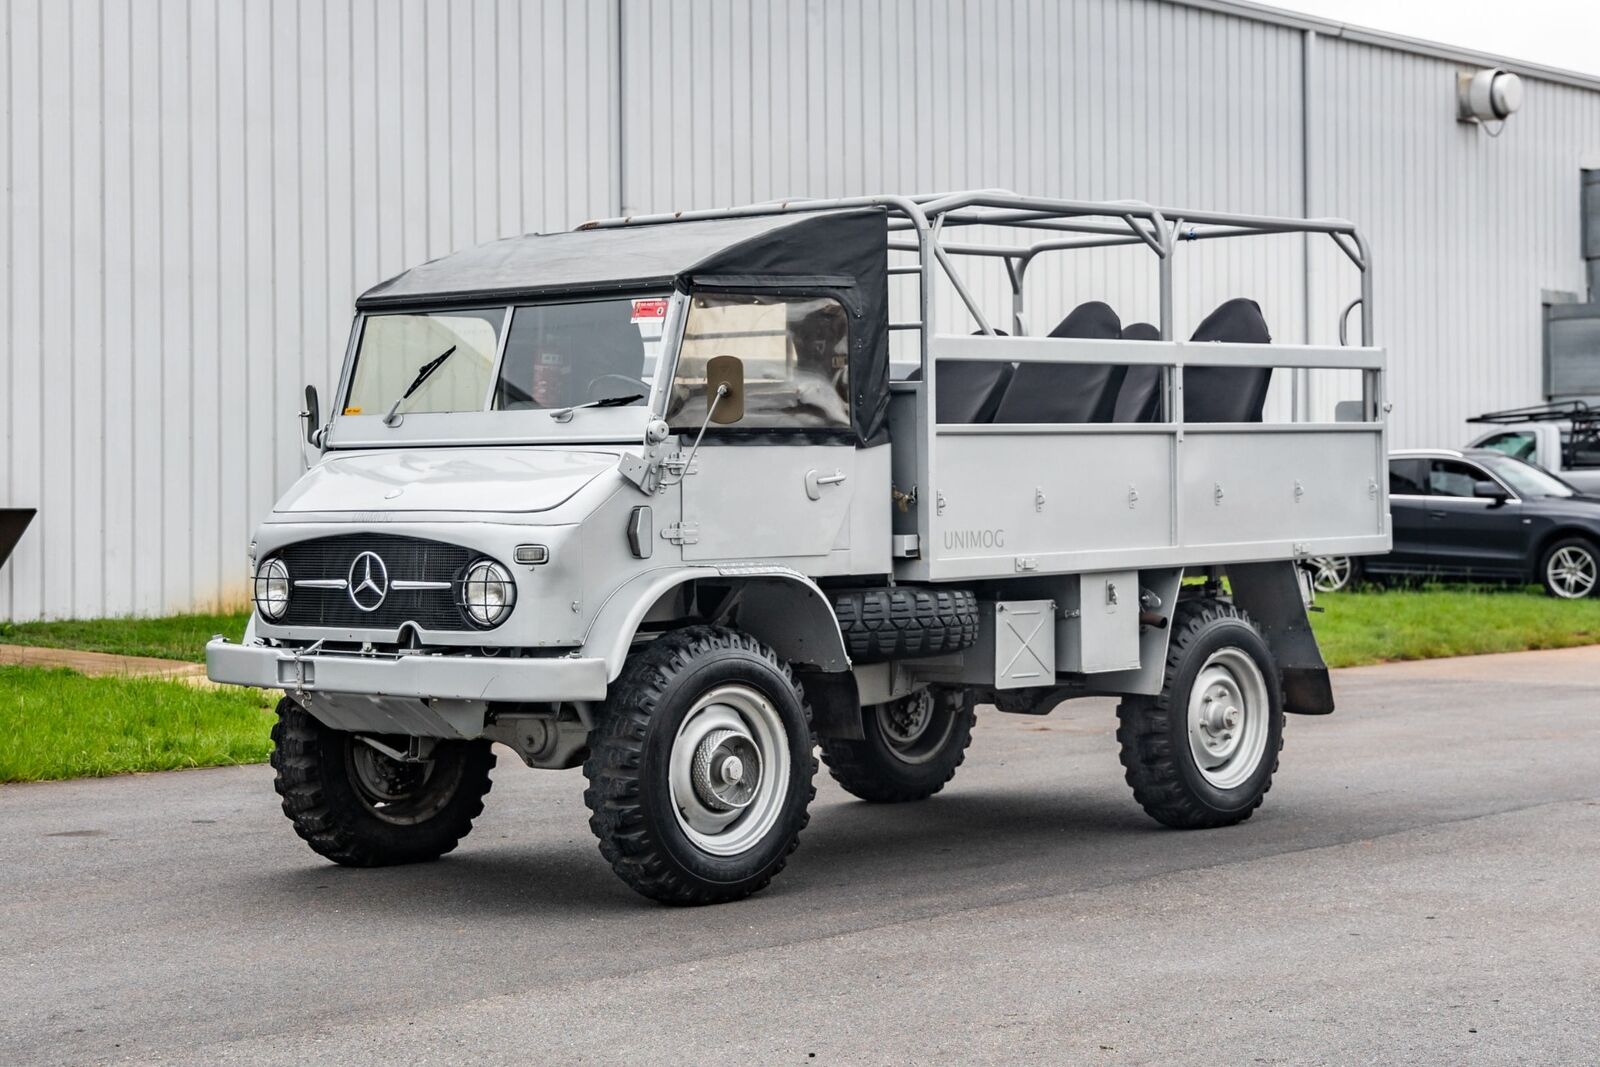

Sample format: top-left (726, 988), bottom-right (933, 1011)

top-left (820, 687), bottom-right (976, 803)
top-left (830, 587), bottom-right (980, 663)
top-left (270, 698), bottom-right (495, 866)
top-left (1539, 536), bottom-right (1599, 599)
top-left (582, 626), bottom-right (817, 906)
top-left (1116, 599), bottom-right (1284, 830)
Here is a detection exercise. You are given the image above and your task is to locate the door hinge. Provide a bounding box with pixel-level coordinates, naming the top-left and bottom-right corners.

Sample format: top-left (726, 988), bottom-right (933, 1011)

top-left (661, 453), bottom-right (699, 476)
top-left (660, 521), bottom-right (700, 546)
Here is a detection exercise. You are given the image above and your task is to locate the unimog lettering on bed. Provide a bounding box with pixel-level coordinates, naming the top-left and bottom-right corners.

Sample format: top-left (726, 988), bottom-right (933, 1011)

top-left (208, 191), bottom-right (1389, 904)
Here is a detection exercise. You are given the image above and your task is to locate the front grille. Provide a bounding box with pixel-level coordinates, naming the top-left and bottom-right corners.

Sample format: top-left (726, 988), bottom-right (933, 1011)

top-left (272, 534), bottom-right (479, 631)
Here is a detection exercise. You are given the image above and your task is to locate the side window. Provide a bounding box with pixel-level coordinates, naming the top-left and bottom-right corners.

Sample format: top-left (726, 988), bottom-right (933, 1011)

top-left (1479, 431), bottom-right (1536, 462)
top-left (668, 293), bottom-right (850, 432)
top-left (1564, 428), bottom-right (1600, 469)
top-left (1428, 460), bottom-right (1487, 498)
top-left (1388, 458), bottom-right (1426, 495)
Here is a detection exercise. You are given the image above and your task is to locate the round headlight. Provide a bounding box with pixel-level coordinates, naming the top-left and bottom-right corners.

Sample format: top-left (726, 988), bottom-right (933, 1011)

top-left (253, 558), bottom-right (290, 620)
top-left (462, 559), bottom-right (515, 627)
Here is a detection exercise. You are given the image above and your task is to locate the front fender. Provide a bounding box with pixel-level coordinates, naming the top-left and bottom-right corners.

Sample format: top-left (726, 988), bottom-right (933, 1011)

top-left (582, 566), bottom-right (851, 681)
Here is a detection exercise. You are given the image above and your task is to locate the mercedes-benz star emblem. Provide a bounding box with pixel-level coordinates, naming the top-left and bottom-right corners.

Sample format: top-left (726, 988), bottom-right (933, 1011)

top-left (347, 551), bottom-right (389, 612)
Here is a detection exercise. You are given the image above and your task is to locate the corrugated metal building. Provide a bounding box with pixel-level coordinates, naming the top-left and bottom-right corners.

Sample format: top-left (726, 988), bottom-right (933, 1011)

top-left (4, 0), bottom-right (1600, 621)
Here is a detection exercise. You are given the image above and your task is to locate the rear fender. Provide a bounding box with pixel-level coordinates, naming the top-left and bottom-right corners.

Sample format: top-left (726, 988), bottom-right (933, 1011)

top-left (1228, 561), bottom-right (1335, 715)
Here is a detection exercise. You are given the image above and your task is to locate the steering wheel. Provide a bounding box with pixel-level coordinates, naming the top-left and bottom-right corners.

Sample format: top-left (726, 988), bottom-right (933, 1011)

top-left (585, 373), bottom-right (651, 402)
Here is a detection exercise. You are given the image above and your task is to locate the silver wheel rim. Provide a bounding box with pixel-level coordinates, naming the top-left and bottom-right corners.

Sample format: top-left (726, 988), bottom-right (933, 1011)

top-left (668, 684), bottom-right (791, 857)
top-left (1186, 648), bottom-right (1271, 791)
top-left (874, 690), bottom-right (957, 766)
top-left (1547, 546), bottom-right (1597, 599)
top-left (1308, 556), bottom-right (1352, 592)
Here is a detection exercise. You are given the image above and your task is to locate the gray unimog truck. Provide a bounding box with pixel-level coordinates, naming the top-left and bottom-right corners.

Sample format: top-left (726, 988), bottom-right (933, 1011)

top-left (208, 191), bottom-right (1389, 904)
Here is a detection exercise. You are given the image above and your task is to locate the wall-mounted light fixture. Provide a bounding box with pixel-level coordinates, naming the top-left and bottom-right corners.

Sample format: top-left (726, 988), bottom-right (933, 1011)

top-left (1458, 67), bottom-right (1524, 132)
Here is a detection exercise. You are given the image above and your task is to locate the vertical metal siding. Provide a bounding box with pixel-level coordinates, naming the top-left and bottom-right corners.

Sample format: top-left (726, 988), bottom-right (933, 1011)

top-left (619, 0), bottom-right (1309, 404)
top-left (5, 0), bottom-right (1600, 620)
top-left (1306, 36), bottom-right (1600, 445)
top-left (2, 0), bottom-right (617, 621)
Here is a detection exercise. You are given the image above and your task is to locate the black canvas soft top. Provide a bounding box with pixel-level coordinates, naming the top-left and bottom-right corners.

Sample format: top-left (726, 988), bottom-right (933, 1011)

top-left (357, 208), bottom-right (885, 308)
top-left (356, 208), bottom-right (890, 444)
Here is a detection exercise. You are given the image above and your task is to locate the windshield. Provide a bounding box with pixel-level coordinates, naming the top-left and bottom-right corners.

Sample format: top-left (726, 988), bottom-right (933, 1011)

top-left (1476, 454), bottom-right (1577, 498)
top-left (342, 295), bottom-right (669, 423)
top-left (493, 296), bottom-right (664, 410)
top-left (345, 309), bottom-right (503, 417)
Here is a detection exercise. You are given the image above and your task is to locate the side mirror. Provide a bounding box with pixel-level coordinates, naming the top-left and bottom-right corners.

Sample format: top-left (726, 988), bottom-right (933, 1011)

top-left (1473, 479), bottom-right (1508, 504)
top-left (704, 355), bottom-right (745, 424)
top-left (302, 385), bottom-right (322, 446)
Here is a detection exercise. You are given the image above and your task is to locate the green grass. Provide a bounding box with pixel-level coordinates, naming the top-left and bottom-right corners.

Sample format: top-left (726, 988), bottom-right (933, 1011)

top-left (1311, 585), bottom-right (1600, 667)
top-left (1, 588), bottom-right (1598, 783)
top-left (0, 610), bottom-right (251, 663)
top-left (0, 665), bottom-right (276, 783)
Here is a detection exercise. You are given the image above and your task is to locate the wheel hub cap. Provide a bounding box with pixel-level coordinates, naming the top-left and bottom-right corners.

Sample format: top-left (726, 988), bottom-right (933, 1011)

top-left (667, 684), bottom-right (792, 857)
top-left (690, 728), bottom-right (761, 811)
top-left (1194, 681), bottom-right (1244, 762)
top-left (1186, 648), bottom-right (1271, 790)
top-left (880, 691), bottom-right (934, 746)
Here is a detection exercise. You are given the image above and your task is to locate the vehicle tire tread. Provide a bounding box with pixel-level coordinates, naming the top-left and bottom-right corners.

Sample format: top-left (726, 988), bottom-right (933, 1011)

top-left (1114, 599), bottom-right (1283, 830)
top-left (269, 699), bottom-right (494, 867)
top-left (581, 625), bottom-right (816, 906)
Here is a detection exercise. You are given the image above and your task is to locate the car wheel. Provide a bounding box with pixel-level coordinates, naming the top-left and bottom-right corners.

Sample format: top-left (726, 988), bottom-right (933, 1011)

top-left (1306, 555), bottom-right (1360, 593)
top-left (1116, 599), bottom-right (1284, 829)
top-left (1540, 538), bottom-right (1599, 599)
top-left (820, 688), bottom-right (976, 803)
top-left (270, 698), bottom-right (496, 866)
top-left (583, 625), bottom-right (817, 906)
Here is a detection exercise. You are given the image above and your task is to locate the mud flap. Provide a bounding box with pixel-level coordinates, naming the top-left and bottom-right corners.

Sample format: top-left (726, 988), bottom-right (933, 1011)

top-left (794, 669), bottom-right (866, 740)
top-left (1226, 561), bottom-right (1335, 715)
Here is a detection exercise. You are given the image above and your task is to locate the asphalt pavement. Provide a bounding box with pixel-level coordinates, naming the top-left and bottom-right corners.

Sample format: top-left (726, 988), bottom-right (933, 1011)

top-left (3, 646), bottom-right (1599, 1065)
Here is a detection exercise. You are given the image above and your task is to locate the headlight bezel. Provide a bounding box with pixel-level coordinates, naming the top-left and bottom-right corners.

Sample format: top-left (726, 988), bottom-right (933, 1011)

top-left (253, 557), bottom-right (291, 620)
top-left (460, 558), bottom-right (516, 628)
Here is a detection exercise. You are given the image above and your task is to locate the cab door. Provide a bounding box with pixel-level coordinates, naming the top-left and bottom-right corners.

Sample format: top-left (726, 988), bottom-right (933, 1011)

top-left (1422, 458), bottom-right (1530, 577)
top-left (668, 290), bottom-right (859, 570)
top-left (681, 445), bottom-right (856, 563)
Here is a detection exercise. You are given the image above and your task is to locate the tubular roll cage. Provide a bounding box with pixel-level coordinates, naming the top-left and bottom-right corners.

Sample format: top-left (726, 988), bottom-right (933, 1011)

top-left (586, 191), bottom-right (1385, 580)
top-left (584, 188), bottom-right (1374, 350)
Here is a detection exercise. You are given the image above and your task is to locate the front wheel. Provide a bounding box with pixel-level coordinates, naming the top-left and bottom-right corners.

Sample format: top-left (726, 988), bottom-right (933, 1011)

top-left (1540, 537), bottom-right (1598, 599)
top-left (1306, 555), bottom-right (1360, 593)
top-left (1116, 599), bottom-right (1284, 829)
top-left (270, 698), bottom-right (495, 866)
top-left (820, 688), bottom-right (975, 802)
top-left (583, 626), bottom-right (817, 906)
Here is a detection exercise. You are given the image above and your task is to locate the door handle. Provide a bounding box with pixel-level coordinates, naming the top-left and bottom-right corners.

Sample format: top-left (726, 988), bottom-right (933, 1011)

top-left (1428, 510), bottom-right (1448, 519)
top-left (804, 469), bottom-right (847, 500)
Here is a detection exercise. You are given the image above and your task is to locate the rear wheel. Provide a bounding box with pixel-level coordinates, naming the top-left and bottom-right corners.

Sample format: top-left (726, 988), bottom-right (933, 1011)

top-left (583, 626), bottom-right (817, 906)
top-left (1540, 537), bottom-right (1598, 599)
top-left (1116, 599), bottom-right (1284, 829)
top-left (270, 698), bottom-right (495, 866)
top-left (820, 688), bottom-right (975, 803)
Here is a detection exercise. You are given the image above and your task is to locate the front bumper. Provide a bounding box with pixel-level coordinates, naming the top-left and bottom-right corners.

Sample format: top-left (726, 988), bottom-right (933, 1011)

top-left (206, 638), bottom-right (609, 704)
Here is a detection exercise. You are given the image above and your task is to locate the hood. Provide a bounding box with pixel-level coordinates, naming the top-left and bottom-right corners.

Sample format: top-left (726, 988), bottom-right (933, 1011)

top-left (275, 448), bottom-right (620, 514)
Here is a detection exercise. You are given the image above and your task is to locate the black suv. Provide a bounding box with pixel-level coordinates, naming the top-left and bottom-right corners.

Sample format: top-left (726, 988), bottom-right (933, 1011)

top-left (1307, 449), bottom-right (1600, 599)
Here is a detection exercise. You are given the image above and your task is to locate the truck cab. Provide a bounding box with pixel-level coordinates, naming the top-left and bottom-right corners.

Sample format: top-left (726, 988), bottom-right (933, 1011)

top-left (209, 191), bottom-right (1388, 904)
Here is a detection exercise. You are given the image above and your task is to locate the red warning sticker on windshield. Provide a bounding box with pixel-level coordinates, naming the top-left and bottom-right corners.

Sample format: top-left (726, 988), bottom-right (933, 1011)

top-left (631, 298), bottom-right (669, 323)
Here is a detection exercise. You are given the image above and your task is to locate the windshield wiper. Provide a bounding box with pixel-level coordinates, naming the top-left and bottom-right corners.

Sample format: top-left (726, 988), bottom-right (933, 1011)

top-left (548, 394), bottom-right (646, 423)
top-left (382, 345), bottom-right (458, 427)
